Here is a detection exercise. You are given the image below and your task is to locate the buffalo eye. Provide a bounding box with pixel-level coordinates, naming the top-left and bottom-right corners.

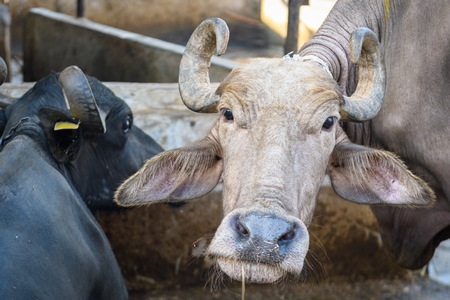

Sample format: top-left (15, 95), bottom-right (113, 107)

top-left (322, 117), bottom-right (335, 130)
top-left (223, 109), bottom-right (234, 121)
top-left (122, 115), bottom-right (133, 133)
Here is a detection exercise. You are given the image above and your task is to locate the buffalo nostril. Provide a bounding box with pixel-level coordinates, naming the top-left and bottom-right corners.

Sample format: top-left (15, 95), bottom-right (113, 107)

top-left (279, 228), bottom-right (296, 241)
top-left (235, 219), bottom-right (250, 237)
top-left (221, 212), bottom-right (306, 266)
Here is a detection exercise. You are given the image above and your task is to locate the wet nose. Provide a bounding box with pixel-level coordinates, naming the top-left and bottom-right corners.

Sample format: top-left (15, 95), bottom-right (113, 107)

top-left (232, 212), bottom-right (300, 264)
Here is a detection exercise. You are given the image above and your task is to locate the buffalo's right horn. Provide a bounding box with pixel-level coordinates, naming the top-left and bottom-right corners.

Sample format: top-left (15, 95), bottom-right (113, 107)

top-left (340, 27), bottom-right (386, 122)
top-left (178, 18), bottom-right (229, 113)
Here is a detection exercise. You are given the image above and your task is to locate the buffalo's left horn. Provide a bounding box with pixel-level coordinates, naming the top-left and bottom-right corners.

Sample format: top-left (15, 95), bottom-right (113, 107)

top-left (178, 18), bottom-right (229, 113)
top-left (59, 65), bottom-right (106, 133)
top-left (341, 27), bottom-right (386, 122)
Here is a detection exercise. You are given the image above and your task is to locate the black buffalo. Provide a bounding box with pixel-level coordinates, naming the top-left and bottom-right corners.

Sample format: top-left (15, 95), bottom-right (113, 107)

top-left (0, 63), bottom-right (162, 298)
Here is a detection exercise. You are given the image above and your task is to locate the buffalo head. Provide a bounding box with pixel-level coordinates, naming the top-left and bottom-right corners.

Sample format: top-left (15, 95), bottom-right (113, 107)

top-left (115, 18), bottom-right (434, 283)
top-left (0, 64), bottom-right (163, 209)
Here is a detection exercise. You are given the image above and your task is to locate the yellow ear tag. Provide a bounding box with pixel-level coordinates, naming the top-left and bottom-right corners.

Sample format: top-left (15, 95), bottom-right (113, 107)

top-left (54, 121), bottom-right (80, 131)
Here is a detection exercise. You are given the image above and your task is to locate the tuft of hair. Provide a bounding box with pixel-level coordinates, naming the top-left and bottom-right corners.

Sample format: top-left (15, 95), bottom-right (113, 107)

top-left (205, 262), bottom-right (226, 293)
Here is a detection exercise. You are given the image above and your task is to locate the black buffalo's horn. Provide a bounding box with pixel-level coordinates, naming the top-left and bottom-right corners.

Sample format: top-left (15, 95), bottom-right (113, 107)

top-left (58, 66), bottom-right (106, 133)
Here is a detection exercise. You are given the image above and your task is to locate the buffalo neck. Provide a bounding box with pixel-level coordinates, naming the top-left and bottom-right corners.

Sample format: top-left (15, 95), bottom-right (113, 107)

top-left (298, 0), bottom-right (388, 95)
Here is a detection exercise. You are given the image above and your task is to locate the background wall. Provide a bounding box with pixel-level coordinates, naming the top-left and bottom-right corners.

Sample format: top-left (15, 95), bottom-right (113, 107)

top-left (10, 0), bottom-right (273, 52)
top-left (23, 9), bottom-right (238, 82)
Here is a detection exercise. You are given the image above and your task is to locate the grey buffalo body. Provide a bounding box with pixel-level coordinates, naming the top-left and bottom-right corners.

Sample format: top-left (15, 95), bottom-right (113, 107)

top-left (116, 0), bottom-right (448, 283)
top-left (0, 65), bottom-right (162, 298)
top-left (299, 0), bottom-right (450, 270)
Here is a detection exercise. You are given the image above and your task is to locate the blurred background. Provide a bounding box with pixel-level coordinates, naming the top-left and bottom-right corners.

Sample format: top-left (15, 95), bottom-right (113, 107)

top-left (3, 0), bottom-right (337, 83)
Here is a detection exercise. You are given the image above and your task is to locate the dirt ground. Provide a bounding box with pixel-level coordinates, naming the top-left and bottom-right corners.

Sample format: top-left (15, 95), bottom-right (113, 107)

top-left (129, 273), bottom-right (450, 300)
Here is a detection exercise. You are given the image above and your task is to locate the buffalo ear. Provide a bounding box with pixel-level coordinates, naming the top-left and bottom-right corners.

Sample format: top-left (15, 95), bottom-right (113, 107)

top-left (38, 107), bottom-right (81, 163)
top-left (115, 137), bottom-right (223, 206)
top-left (328, 139), bottom-right (435, 206)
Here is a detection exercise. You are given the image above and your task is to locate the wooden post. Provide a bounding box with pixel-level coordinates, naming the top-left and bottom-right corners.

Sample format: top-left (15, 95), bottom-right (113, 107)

top-left (77, 0), bottom-right (85, 18)
top-left (284, 0), bottom-right (309, 55)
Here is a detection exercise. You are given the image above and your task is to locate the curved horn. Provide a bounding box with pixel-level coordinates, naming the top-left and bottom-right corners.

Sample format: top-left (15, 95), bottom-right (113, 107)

top-left (341, 27), bottom-right (386, 122)
top-left (59, 65), bottom-right (106, 133)
top-left (178, 18), bottom-right (229, 113)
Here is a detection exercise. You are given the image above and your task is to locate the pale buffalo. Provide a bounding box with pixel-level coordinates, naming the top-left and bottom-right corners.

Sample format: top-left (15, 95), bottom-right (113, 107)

top-left (116, 0), bottom-right (448, 284)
